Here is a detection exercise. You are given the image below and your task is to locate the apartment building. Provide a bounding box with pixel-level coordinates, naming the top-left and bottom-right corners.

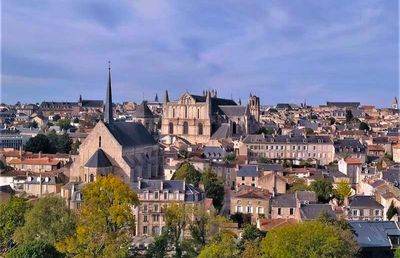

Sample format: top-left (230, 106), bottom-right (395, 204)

top-left (239, 134), bottom-right (334, 165)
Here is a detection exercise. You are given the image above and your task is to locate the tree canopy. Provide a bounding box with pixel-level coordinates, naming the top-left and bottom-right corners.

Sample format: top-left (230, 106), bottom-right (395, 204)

top-left (201, 168), bottom-right (225, 211)
top-left (24, 132), bottom-right (72, 154)
top-left (198, 232), bottom-right (239, 258)
top-left (56, 175), bottom-right (139, 258)
top-left (0, 197), bottom-right (31, 253)
top-left (310, 178), bottom-right (334, 203)
top-left (5, 240), bottom-right (63, 258)
top-left (13, 196), bottom-right (75, 245)
top-left (334, 180), bottom-right (352, 203)
top-left (261, 221), bottom-right (359, 258)
top-left (24, 134), bottom-right (52, 153)
top-left (172, 162), bottom-right (201, 187)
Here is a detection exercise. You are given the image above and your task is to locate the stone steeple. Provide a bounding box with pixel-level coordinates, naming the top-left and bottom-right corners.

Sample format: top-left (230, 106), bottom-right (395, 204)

top-left (164, 90), bottom-right (170, 103)
top-left (104, 61), bottom-right (113, 124)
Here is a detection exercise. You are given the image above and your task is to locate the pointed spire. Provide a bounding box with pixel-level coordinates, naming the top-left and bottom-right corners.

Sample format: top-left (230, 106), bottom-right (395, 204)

top-left (104, 61), bottom-right (113, 124)
top-left (79, 94), bottom-right (82, 103)
top-left (164, 90), bottom-right (170, 103)
top-left (238, 98), bottom-right (242, 105)
top-left (155, 93), bottom-right (159, 102)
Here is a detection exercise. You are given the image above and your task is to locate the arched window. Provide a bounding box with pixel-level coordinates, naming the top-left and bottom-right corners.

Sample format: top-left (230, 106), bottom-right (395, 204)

top-left (185, 107), bottom-right (188, 118)
top-left (232, 122), bottom-right (237, 134)
top-left (198, 123), bottom-right (203, 135)
top-left (197, 109), bottom-right (200, 118)
top-left (172, 109), bottom-right (175, 118)
top-left (98, 136), bottom-right (102, 148)
top-left (168, 122), bottom-right (174, 134)
top-left (89, 174), bottom-right (94, 182)
top-left (183, 122), bottom-right (189, 134)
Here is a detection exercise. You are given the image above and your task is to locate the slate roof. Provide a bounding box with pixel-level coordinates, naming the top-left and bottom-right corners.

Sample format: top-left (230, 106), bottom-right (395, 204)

top-left (381, 166), bottom-right (400, 186)
top-left (105, 122), bottom-right (156, 148)
top-left (133, 101), bottom-right (154, 118)
top-left (203, 146), bottom-right (227, 159)
top-left (188, 94), bottom-right (237, 114)
top-left (243, 134), bottom-right (332, 144)
top-left (349, 221), bottom-right (400, 248)
top-left (271, 193), bottom-right (296, 207)
top-left (349, 195), bottom-right (384, 209)
top-left (237, 165), bottom-right (258, 177)
top-left (300, 204), bottom-right (335, 220)
top-left (211, 123), bottom-right (230, 139)
top-left (257, 163), bottom-right (283, 172)
top-left (334, 139), bottom-right (366, 153)
top-left (81, 100), bottom-right (103, 108)
top-left (85, 149), bottom-right (112, 168)
top-left (218, 106), bottom-right (247, 117)
top-left (326, 102), bottom-right (360, 108)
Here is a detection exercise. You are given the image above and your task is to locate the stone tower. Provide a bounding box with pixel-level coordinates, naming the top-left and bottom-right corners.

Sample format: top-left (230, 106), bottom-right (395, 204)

top-left (248, 94), bottom-right (260, 122)
top-left (393, 97), bottom-right (398, 110)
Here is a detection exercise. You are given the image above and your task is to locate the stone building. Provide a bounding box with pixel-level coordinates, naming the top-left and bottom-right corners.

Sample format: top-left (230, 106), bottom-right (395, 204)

top-left (70, 65), bottom-right (163, 184)
top-left (131, 101), bottom-right (157, 134)
top-left (231, 187), bottom-right (271, 223)
top-left (132, 178), bottom-right (204, 236)
top-left (161, 90), bottom-right (259, 144)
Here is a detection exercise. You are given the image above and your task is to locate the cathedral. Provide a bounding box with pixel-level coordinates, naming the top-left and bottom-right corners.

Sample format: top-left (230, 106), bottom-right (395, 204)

top-left (69, 64), bottom-right (163, 184)
top-left (161, 89), bottom-right (260, 144)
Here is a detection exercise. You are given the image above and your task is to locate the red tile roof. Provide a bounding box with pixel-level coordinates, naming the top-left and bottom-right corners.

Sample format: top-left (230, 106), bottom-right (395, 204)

top-left (344, 158), bottom-right (362, 165)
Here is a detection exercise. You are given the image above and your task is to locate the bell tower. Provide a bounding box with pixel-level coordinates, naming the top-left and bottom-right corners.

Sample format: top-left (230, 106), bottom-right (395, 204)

top-left (248, 94), bottom-right (260, 122)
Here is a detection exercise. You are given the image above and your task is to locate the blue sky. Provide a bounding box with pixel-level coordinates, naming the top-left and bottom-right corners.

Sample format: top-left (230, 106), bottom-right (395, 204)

top-left (1, 0), bottom-right (399, 106)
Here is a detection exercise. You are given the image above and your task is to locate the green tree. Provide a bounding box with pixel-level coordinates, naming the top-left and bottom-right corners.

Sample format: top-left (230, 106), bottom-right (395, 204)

top-left (172, 162), bottom-right (201, 187)
top-left (288, 178), bottom-right (309, 193)
top-left (310, 178), bottom-right (334, 203)
top-left (5, 240), bottom-right (63, 258)
top-left (359, 122), bottom-right (370, 131)
top-left (387, 200), bottom-right (398, 220)
top-left (395, 247), bottom-right (400, 258)
top-left (0, 197), bottom-right (31, 253)
top-left (256, 127), bottom-right (274, 135)
top-left (238, 224), bottom-right (265, 252)
top-left (146, 230), bottom-right (170, 258)
top-left (56, 118), bottom-right (72, 131)
top-left (56, 175), bottom-right (139, 258)
top-left (13, 196), bottom-right (75, 245)
top-left (346, 110), bottom-right (354, 123)
top-left (47, 132), bottom-right (72, 154)
top-left (198, 232), bottom-right (239, 258)
top-left (201, 169), bottom-right (225, 211)
top-left (24, 134), bottom-right (52, 153)
top-left (261, 221), bottom-right (359, 258)
top-left (165, 202), bottom-right (189, 257)
top-left (334, 180), bottom-right (352, 203)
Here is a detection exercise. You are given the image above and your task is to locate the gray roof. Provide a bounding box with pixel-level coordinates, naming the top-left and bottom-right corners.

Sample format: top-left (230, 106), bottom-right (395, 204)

top-left (133, 101), bottom-right (154, 118)
top-left (300, 204), bottom-right (335, 220)
top-left (334, 139), bottom-right (366, 153)
top-left (81, 100), bottom-right (103, 108)
top-left (243, 134), bottom-right (332, 144)
top-left (349, 221), bottom-right (400, 248)
top-left (381, 166), bottom-right (400, 186)
top-left (237, 165), bottom-right (258, 177)
top-left (105, 122), bottom-right (156, 148)
top-left (326, 102), bottom-right (360, 108)
top-left (85, 149), bottom-right (112, 168)
top-left (211, 123), bottom-right (230, 139)
top-left (218, 106), bottom-right (247, 117)
top-left (203, 146), bottom-right (227, 159)
top-left (295, 191), bottom-right (317, 204)
top-left (349, 195), bottom-right (384, 209)
top-left (25, 175), bottom-right (62, 185)
top-left (271, 193), bottom-right (296, 207)
top-left (257, 163), bottom-right (283, 172)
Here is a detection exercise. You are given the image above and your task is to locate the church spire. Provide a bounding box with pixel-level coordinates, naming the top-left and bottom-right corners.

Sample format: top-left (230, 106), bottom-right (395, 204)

top-left (104, 61), bottom-right (113, 124)
top-left (164, 90), bottom-right (170, 103)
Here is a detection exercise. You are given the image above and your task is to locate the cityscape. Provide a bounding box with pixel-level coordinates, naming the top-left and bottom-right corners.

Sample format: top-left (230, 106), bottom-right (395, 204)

top-left (1, 1), bottom-right (399, 258)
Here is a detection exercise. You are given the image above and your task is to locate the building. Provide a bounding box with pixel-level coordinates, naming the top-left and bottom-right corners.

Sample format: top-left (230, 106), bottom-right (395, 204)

top-left (231, 187), bottom-right (271, 223)
top-left (393, 144), bottom-right (400, 163)
top-left (0, 128), bottom-right (31, 149)
top-left (239, 134), bottom-right (334, 165)
top-left (70, 65), bottom-right (163, 184)
top-left (8, 157), bottom-right (61, 172)
top-left (334, 138), bottom-right (367, 162)
top-left (347, 195), bottom-right (384, 221)
top-left (23, 172), bottom-right (64, 197)
top-left (161, 90), bottom-right (259, 144)
top-left (236, 165), bottom-right (259, 188)
top-left (131, 179), bottom-right (204, 236)
top-left (338, 158), bottom-right (363, 185)
top-left (131, 101), bottom-right (157, 134)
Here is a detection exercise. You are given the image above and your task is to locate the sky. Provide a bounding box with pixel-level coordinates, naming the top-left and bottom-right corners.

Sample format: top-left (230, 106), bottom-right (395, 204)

top-left (1, 0), bottom-right (399, 107)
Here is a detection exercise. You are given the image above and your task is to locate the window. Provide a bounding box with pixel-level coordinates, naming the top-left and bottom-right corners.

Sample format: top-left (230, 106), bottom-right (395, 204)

top-left (374, 209), bottom-right (381, 216)
top-left (183, 122), bottom-right (189, 134)
top-left (98, 136), bottom-right (101, 148)
top-left (252, 177), bottom-right (255, 181)
top-left (242, 176), bottom-right (245, 181)
top-left (185, 107), bottom-right (188, 118)
top-left (247, 206), bottom-right (253, 213)
top-left (278, 208), bottom-right (281, 215)
top-left (237, 206), bottom-right (242, 212)
top-left (143, 204), bottom-right (148, 212)
top-left (154, 204), bottom-right (159, 212)
top-left (168, 123), bottom-right (174, 134)
top-left (197, 109), bottom-right (200, 118)
top-left (198, 123), bottom-right (203, 135)
top-left (258, 207), bottom-right (264, 214)
top-left (153, 215), bottom-right (160, 222)
top-left (290, 208), bottom-right (294, 215)
top-left (352, 209), bottom-right (359, 216)
top-left (154, 191), bottom-right (159, 199)
top-left (144, 192), bottom-right (148, 200)
top-left (89, 174), bottom-right (94, 182)
top-left (232, 122), bottom-right (237, 134)
top-left (143, 215), bottom-right (148, 222)
top-left (172, 109), bottom-right (175, 118)
top-left (164, 192), bottom-right (168, 200)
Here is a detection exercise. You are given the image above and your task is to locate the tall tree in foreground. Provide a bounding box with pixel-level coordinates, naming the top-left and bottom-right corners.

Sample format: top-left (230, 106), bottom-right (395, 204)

top-left (198, 232), bottom-right (239, 258)
top-left (165, 202), bottom-right (189, 257)
top-left (13, 195), bottom-right (75, 245)
top-left (0, 197), bottom-right (31, 253)
top-left (5, 240), bottom-right (63, 258)
top-left (261, 221), bottom-right (359, 257)
top-left (56, 175), bottom-right (139, 258)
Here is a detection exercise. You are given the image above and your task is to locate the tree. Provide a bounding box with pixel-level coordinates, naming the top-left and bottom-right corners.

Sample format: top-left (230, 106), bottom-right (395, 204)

top-left (172, 162), bottom-right (201, 187)
top-left (13, 196), bottom-right (75, 245)
top-left (328, 117), bottom-right (336, 125)
top-left (0, 197), bottom-right (31, 253)
top-left (261, 221), bottom-right (359, 258)
top-left (71, 140), bottom-right (81, 154)
top-left (288, 178), bottom-right (309, 193)
top-left (238, 224), bottom-right (265, 252)
top-left (146, 230), bottom-right (170, 258)
top-left (5, 240), bottom-right (63, 258)
top-left (201, 169), bottom-right (225, 211)
top-left (346, 110), bottom-right (353, 123)
top-left (223, 154), bottom-right (236, 163)
top-left (56, 118), bottom-right (72, 131)
top-left (24, 134), bottom-right (52, 153)
top-left (165, 202), bottom-right (189, 257)
top-left (256, 157), bottom-right (272, 164)
top-left (256, 127), bottom-right (274, 135)
top-left (387, 200), bottom-right (398, 220)
top-left (310, 178), bottom-right (334, 203)
top-left (359, 122), bottom-right (370, 131)
top-left (56, 175), bottom-right (139, 258)
top-left (198, 232), bottom-right (239, 258)
top-left (47, 131), bottom-right (72, 154)
top-left (334, 180), bottom-right (352, 203)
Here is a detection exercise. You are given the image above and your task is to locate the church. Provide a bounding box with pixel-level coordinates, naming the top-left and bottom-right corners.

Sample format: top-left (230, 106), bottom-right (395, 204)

top-left (161, 89), bottom-right (260, 144)
top-left (69, 65), bottom-right (163, 184)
